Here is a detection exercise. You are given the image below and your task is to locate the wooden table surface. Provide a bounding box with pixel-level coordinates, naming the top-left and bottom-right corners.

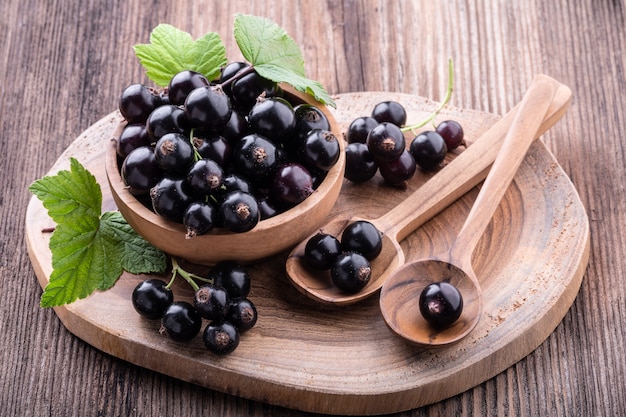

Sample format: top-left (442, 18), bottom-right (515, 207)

top-left (2, 1), bottom-right (624, 416)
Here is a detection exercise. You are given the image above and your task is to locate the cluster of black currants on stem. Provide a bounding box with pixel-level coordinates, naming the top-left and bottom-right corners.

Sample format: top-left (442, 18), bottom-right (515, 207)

top-left (117, 63), bottom-right (340, 236)
top-left (303, 220), bottom-right (382, 293)
top-left (343, 100), bottom-right (465, 187)
top-left (132, 259), bottom-right (257, 355)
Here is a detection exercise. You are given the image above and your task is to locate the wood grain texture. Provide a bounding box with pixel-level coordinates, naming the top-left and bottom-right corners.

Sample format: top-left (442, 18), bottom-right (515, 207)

top-left (3, 0), bottom-right (626, 416)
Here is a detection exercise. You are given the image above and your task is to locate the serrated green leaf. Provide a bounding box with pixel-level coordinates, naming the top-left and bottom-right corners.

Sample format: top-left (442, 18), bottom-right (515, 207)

top-left (233, 14), bottom-right (335, 108)
top-left (30, 158), bottom-right (168, 308)
top-left (133, 24), bottom-right (227, 86)
top-left (254, 64), bottom-right (336, 108)
top-left (100, 211), bottom-right (168, 275)
top-left (28, 158), bottom-right (101, 225)
top-left (234, 14), bottom-right (306, 75)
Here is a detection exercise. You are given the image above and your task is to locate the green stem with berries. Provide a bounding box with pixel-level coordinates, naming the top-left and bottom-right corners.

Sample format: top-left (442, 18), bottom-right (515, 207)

top-left (401, 58), bottom-right (455, 134)
top-left (166, 257), bottom-right (213, 291)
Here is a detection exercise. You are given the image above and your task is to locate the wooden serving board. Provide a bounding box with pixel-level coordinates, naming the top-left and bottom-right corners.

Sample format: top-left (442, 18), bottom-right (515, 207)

top-left (25, 92), bottom-right (590, 415)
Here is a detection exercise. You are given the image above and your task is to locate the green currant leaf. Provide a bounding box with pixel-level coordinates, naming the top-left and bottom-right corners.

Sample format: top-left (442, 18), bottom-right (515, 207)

top-left (29, 158), bottom-right (167, 308)
top-left (233, 14), bottom-right (335, 107)
top-left (133, 24), bottom-right (227, 86)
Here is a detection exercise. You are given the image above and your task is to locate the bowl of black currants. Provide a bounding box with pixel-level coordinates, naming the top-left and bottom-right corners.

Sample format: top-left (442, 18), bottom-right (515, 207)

top-left (106, 67), bottom-right (345, 265)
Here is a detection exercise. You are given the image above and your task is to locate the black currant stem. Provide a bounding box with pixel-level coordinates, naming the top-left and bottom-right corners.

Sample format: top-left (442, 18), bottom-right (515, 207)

top-left (401, 58), bottom-right (455, 134)
top-left (167, 257), bottom-right (212, 291)
top-left (189, 129), bottom-right (203, 161)
top-left (217, 64), bottom-right (256, 90)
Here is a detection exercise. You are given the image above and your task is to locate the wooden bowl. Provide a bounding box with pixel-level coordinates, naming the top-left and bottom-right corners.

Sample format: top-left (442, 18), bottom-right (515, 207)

top-left (106, 87), bottom-right (345, 265)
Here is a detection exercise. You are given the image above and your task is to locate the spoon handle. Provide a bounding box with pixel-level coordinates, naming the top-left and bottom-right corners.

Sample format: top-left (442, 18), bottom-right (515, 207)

top-left (377, 76), bottom-right (571, 244)
top-left (450, 75), bottom-right (559, 261)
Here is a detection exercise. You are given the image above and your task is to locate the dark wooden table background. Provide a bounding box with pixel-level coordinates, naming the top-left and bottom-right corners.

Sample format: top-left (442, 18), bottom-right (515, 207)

top-left (2, 0), bottom-right (625, 416)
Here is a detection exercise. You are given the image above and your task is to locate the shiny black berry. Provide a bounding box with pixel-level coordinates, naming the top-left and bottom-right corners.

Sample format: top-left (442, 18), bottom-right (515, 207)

top-left (344, 142), bottom-right (378, 183)
top-left (119, 83), bottom-right (162, 124)
top-left (436, 120), bottom-right (465, 151)
top-left (230, 70), bottom-right (279, 113)
top-left (409, 131), bottom-right (447, 171)
top-left (293, 104), bottom-right (331, 139)
top-left (146, 104), bottom-right (188, 140)
top-left (271, 163), bottom-right (314, 206)
top-left (184, 86), bottom-right (232, 132)
top-left (227, 298), bottom-right (257, 332)
top-left (132, 279), bottom-right (173, 320)
top-left (186, 159), bottom-right (224, 196)
top-left (168, 70), bottom-right (210, 106)
top-left (160, 301), bottom-right (202, 342)
top-left (203, 321), bottom-right (240, 355)
top-left (340, 220), bottom-right (382, 260)
top-left (378, 149), bottom-right (416, 187)
top-left (304, 232), bottom-right (342, 269)
top-left (371, 101), bottom-right (407, 126)
top-left (297, 129), bottom-right (341, 172)
top-left (419, 282), bottom-right (463, 329)
top-left (194, 284), bottom-right (230, 321)
top-left (330, 252), bottom-right (372, 293)
top-left (248, 96), bottom-right (296, 144)
top-left (193, 134), bottom-right (232, 167)
top-left (208, 261), bottom-right (251, 299)
top-left (234, 133), bottom-right (285, 186)
top-left (183, 201), bottom-right (218, 238)
top-left (220, 190), bottom-right (260, 233)
top-left (366, 122), bottom-right (406, 162)
top-left (154, 132), bottom-right (195, 176)
top-left (150, 177), bottom-right (194, 223)
top-left (346, 116), bottom-right (379, 144)
top-left (121, 146), bottom-right (162, 196)
top-left (117, 123), bottom-right (151, 159)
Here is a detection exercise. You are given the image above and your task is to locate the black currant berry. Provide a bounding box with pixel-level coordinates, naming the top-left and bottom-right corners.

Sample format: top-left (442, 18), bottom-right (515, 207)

top-left (418, 282), bottom-right (463, 329)
top-left (271, 163), bottom-right (314, 206)
top-left (371, 100), bottom-right (407, 127)
top-left (208, 261), bottom-right (251, 299)
top-left (117, 123), bottom-right (151, 159)
top-left (304, 232), bottom-right (342, 269)
top-left (119, 83), bottom-right (162, 124)
top-left (203, 321), bottom-right (240, 355)
top-left (230, 70), bottom-right (279, 113)
top-left (409, 131), bottom-right (447, 171)
top-left (132, 279), bottom-right (173, 320)
top-left (344, 142), bottom-right (378, 183)
top-left (330, 252), bottom-right (372, 293)
top-left (248, 96), bottom-right (296, 144)
top-left (220, 190), bottom-right (260, 233)
top-left (227, 298), bottom-right (257, 332)
top-left (192, 134), bottom-right (232, 167)
top-left (340, 220), bottom-right (382, 260)
top-left (150, 177), bottom-right (194, 223)
top-left (194, 284), bottom-right (230, 321)
top-left (183, 201), bottom-right (218, 238)
top-left (154, 132), bottom-right (195, 176)
top-left (184, 85), bottom-right (232, 132)
top-left (221, 110), bottom-right (250, 144)
top-left (378, 149), bottom-right (417, 187)
top-left (146, 104), bottom-right (187, 140)
top-left (121, 146), bottom-right (162, 196)
top-left (297, 129), bottom-right (341, 172)
top-left (346, 116), bottom-right (379, 144)
top-left (160, 301), bottom-right (202, 342)
top-left (168, 70), bottom-right (210, 106)
top-left (186, 158), bottom-right (224, 196)
top-left (256, 194), bottom-right (281, 220)
top-left (219, 61), bottom-right (250, 96)
top-left (293, 104), bottom-right (331, 139)
top-left (234, 133), bottom-right (285, 186)
top-left (436, 120), bottom-right (465, 151)
top-left (366, 122), bottom-right (406, 162)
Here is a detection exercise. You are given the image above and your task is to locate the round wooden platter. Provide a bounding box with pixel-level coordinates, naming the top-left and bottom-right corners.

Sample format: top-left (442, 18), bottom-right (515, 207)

top-left (25, 92), bottom-right (590, 416)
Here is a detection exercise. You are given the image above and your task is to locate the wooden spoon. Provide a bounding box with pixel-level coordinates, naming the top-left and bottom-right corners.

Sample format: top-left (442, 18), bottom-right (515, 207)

top-left (378, 75), bottom-right (560, 346)
top-left (286, 76), bottom-right (571, 306)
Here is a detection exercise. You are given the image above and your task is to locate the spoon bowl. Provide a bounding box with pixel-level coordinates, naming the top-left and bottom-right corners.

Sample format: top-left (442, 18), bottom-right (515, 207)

top-left (380, 260), bottom-right (482, 346)
top-left (379, 75), bottom-right (560, 346)
top-left (286, 77), bottom-right (572, 306)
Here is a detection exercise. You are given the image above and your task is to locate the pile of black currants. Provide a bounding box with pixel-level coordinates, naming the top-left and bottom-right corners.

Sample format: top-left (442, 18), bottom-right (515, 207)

top-left (343, 100), bottom-right (465, 187)
top-left (117, 63), bottom-right (340, 236)
top-left (303, 220), bottom-right (383, 293)
top-left (131, 259), bottom-right (257, 355)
